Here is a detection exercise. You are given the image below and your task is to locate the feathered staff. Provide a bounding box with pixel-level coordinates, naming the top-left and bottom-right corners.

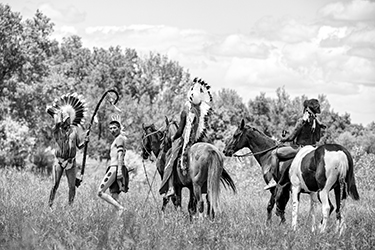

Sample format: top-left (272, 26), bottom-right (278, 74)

top-left (75, 89), bottom-right (120, 187)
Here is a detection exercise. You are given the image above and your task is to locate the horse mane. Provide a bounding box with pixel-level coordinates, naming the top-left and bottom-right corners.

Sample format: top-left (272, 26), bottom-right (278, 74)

top-left (244, 124), bottom-right (277, 146)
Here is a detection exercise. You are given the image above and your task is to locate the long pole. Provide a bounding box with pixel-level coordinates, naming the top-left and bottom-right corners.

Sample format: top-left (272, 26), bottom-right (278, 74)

top-left (75, 89), bottom-right (119, 187)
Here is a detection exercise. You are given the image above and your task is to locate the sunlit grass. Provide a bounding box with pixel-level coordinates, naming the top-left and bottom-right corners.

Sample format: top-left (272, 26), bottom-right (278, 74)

top-left (1, 153), bottom-right (374, 249)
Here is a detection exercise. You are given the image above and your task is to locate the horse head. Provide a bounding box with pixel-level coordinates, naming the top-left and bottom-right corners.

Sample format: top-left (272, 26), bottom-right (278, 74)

top-left (223, 119), bottom-right (248, 157)
top-left (141, 123), bottom-right (163, 160)
top-left (223, 119), bottom-right (277, 157)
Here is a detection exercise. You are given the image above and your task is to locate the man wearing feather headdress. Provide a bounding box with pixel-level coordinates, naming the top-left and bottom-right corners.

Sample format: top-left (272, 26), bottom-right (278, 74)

top-left (159, 78), bottom-right (213, 197)
top-left (46, 93), bottom-right (89, 207)
top-left (97, 115), bottom-right (128, 214)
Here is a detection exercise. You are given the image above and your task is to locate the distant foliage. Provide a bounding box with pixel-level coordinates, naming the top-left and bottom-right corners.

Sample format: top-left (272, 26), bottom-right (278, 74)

top-left (0, 117), bottom-right (35, 168)
top-left (29, 146), bottom-right (54, 175)
top-left (353, 146), bottom-right (375, 191)
top-left (0, 4), bottom-right (374, 173)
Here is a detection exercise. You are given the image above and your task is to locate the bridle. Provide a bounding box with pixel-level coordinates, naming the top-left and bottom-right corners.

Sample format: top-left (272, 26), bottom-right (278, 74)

top-left (230, 128), bottom-right (282, 158)
top-left (141, 125), bottom-right (165, 159)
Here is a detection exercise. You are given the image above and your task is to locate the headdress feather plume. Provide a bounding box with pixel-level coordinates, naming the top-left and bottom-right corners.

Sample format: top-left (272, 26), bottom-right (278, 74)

top-left (46, 93), bottom-right (88, 126)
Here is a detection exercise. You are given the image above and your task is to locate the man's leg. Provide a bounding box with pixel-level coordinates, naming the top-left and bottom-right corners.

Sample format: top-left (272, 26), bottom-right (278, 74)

top-left (264, 149), bottom-right (279, 190)
top-left (166, 173), bottom-right (175, 197)
top-left (49, 162), bottom-right (63, 207)
top-left (264, 146), bottom-right (298, 190)
top-left (65, 166), bottom-right (76, 205)
top-left (98, 167), bottom-right (124, 211)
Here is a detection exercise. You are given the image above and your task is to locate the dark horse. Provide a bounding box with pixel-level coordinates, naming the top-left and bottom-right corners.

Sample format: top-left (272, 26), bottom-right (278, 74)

top-left (223, 119), bottom-right (291, 224)
top-left (142, 117), bottom-right (180, 211)
top-left (142, 117), bottom-right (236, 219)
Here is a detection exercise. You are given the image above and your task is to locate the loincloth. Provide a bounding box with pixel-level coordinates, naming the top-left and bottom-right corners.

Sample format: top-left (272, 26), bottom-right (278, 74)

top-left (106, 165), bottom-right (128, 194)
top-left (56, 157), bottom-right (75, 170)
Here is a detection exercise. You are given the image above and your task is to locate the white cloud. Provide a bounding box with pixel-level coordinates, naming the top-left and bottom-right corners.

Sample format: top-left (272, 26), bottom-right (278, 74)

top-left (253, 16), bottom-right (318, 43)
top-left (318, 0), bottom-right (375, 22)
top-left (38, 3), bottom-right (85, 24)
top-left (203, 34), bottom-right (272, 59)
top-left (55, 1), bottom-right (374, 125)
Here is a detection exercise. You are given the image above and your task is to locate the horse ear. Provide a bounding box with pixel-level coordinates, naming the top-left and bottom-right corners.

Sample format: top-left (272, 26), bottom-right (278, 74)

top-left (240, 119), bottom-right (245, 129)
top-left (165, 116), bottom-right (169, 125)
top-left (142, 123), bottom-right (146, 130)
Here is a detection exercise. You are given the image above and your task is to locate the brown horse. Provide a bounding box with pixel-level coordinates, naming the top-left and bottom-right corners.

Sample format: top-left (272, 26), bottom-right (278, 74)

top-left (142, 117), bottom-right (236, 219)
top-left (223, 119), bottom-right (290, 224)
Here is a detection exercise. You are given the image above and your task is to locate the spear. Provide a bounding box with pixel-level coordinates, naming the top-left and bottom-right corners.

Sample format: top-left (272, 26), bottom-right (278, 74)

top-left (75, 89), bottom-right (120, 187)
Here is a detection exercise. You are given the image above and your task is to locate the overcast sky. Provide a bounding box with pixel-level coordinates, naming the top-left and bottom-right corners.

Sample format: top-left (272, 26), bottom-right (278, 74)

top-left (9, 0), bottom-right (375, 125)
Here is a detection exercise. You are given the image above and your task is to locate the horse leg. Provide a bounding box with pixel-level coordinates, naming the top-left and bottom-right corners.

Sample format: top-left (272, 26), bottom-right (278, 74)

top-left (48, 163), bottom-right (63, 207)
top-left (335, 180), bottom-right (347, 235)
top-left (266, 188), bottom-right (276, 225)
top-left (309, 193), bottom-right (319, 232)
top-left (66, 166), bottom-right (76, 205)
top-left (291, 185), bottom-right (301, 231)
top-left (318, 189), bottom-right (331, 233)
top-left (188, 187), bottom-right (197, 220)
top-left (193, 183), bottom-right (204, 220)
top-left (206, 194), bottom-right (213, 219)
top-left (161, 196), bottom-right (169, 212)
top-left (172, 187), bottom-right (182, 211)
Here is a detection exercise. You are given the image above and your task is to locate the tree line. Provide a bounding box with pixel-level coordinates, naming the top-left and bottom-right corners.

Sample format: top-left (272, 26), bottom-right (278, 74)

top-left (1, 4), bottom-right (374, 171)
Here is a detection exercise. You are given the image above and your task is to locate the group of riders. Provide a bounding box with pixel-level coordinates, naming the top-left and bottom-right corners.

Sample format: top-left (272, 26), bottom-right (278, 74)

top-left (46, 78), bottom-right (325, 213)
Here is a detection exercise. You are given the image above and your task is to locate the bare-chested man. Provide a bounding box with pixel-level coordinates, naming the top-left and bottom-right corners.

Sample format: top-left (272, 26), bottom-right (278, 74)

top-left (97, 119), bottom-right (129, 214)
top-left (47, 93), bottom-right (88, 207)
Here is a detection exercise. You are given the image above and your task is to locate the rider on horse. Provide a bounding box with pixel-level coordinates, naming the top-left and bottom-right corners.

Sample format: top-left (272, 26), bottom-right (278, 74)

top-left (159, 78), bottom-right (213, 197)
top-left (264, 98), bottom-right (326, 190)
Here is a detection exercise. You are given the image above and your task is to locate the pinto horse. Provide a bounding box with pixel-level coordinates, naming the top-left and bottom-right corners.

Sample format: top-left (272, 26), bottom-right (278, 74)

top-left (142, 117), bottom-right (236, 219)
top-left (223, 119), bottom-right (291, 224)
top-left (275, 144), bottom-right (360, 234)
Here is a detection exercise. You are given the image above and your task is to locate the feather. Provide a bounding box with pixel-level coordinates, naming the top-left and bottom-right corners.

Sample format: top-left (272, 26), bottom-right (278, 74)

top-left (46, 93), bottom-right (87, 126)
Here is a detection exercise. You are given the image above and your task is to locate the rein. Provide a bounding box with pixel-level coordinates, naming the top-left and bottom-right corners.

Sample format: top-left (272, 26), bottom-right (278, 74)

top-left (141, 125), bottom-right (165, 158)
top-left (141, 159), bottom-right (160, 212)
top-left (233, 144), bottom-right (280, 158)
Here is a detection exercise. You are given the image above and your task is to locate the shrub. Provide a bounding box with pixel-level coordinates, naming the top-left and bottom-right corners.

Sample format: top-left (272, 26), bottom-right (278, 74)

top-left (0, 117), bottom-right (35, 169)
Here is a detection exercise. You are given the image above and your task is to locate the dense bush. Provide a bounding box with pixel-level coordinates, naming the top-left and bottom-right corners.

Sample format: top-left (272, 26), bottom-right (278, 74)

top-left (0, 117), bottom-right (35, 169)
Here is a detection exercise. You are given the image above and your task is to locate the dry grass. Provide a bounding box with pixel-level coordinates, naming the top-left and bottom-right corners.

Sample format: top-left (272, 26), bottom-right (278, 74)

top-left (0, 152), bottom-right (374, 250)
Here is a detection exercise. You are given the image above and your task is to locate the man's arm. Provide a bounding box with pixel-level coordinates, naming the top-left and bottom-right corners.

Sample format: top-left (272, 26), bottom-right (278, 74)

top-left (173, 110), bottom-right (187, 141)
top-left (281, 118), bottom-right (305, 143)
top-left (116, 136), bottom-right (126, 167)
top-left (76, 127), bottom-right (88, 150)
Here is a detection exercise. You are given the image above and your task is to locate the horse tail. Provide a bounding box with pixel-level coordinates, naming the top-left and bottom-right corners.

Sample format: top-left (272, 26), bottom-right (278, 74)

top-left (207, 149), bottom-right (223, 215)
top-left (343, 148), bottom-right (360, 201)
top-left (220, 168), bottom-right (237, 193)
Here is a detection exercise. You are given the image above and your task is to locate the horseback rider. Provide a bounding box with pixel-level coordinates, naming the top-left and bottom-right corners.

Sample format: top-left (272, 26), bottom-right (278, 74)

top-left (97, 115), bottom-right (129, 215)
top-left (264, 98), bottom-right (326, 190)
top-left (159, 78), bottom-right (213, 197)
top-left (46, 93), bottom-right (89, 207)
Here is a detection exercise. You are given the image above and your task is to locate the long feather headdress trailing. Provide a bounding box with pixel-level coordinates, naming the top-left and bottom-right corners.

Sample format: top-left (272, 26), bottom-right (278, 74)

top-left (185, 78), bottom-right (213, 142)
top-left (46, 93), bottom-right (88, 126)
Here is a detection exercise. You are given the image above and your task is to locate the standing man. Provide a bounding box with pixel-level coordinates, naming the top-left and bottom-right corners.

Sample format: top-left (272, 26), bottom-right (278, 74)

top-left (47, 93), bottom-right (88, 207)
top-left (97, 115), bottom-right (129, 214)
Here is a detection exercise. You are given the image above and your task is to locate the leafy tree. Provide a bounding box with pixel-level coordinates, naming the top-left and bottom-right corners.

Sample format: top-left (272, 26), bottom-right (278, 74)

top-left (0, 5), bottom-right (54, 126)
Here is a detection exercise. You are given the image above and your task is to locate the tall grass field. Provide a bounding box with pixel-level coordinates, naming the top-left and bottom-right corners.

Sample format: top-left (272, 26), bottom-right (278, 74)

top-left (1, 150), bottom-right (374, 250)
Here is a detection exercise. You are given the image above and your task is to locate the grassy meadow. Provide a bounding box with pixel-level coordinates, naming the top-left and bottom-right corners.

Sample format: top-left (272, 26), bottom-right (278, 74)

top-left (1, 150), bottom-right (374, 250)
